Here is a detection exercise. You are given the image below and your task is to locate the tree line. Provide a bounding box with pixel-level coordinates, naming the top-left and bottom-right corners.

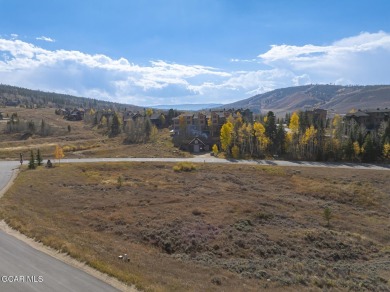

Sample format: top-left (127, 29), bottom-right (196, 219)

top-left (217, 111), bottom-right (390, 162)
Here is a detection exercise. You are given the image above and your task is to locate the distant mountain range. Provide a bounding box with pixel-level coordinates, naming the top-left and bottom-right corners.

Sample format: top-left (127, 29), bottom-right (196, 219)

top-left (1, 84), bottom-right (389, 115)
top-left (0, 84), bottom-right (142, 111)
top-left (151, 103), bottom-right (224, 111)
top-left (217, 84), bottom-right (390, 115)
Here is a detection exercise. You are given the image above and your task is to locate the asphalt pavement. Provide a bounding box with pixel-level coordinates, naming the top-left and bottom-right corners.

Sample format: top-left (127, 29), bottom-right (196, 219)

top-left (0, 161), bottom-right (121, 292)
top-left (0, 229), bottom-right (119, 292)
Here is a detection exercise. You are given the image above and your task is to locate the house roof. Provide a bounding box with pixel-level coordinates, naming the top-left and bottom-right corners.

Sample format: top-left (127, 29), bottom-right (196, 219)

top-left (365, 108), bottom-right (390, 113)
top-left (346, 111), bottom-right (369, 117)
top-left (188, 137), bottom-right (206, 146)
top-left (150, 113), bottom-right (161, 120)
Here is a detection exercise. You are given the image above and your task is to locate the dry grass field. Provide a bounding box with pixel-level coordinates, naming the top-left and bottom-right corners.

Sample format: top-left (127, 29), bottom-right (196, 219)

top-left (0, 162), bottom-right (389, 291)
top-left (0, 107), bottom-right (190, 160)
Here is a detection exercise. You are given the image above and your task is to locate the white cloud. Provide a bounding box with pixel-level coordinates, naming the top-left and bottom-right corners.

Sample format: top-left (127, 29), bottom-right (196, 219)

top-left (36, 36), bottom-right (56, 42)
top-left (258, 31), bottom-right (390, 84)
top-left (0, 31), bottom-right (389, 105)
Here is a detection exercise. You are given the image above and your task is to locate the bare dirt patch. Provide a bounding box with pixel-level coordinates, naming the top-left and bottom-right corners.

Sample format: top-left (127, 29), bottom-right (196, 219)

top-left (0, 163), bottom-right (389, 291)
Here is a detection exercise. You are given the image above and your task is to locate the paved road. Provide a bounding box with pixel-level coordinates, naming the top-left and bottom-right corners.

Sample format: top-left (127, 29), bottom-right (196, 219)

top-left (0, 162), bottom-right (120, 292)
top-left (0, 161), bottom-right (19, 198)
top-left (0, 232), bottom-right (119, 292)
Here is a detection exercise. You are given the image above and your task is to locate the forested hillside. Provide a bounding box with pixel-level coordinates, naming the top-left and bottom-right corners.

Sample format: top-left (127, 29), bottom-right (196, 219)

top-left (0, 84), bottom-right (141, 111)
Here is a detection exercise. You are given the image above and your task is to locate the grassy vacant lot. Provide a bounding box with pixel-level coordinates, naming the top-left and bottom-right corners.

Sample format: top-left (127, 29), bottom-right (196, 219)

top-left (1, 163), bottom-right (390, 291)
top-left (0, 107), bottom-right (190, 160)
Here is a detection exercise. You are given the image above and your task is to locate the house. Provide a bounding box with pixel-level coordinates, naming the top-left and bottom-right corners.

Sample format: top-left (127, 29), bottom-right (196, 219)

top-left (176, 136), bottom-right (210, 153)
top-left (63, 108), bottom-right (85, 121)
top-left (305, 108), bottom-right (327, 126)
top-left (5, 100), bottom-right (20, 107)
top-left (345, 108), bottom-right (390, 129)
top-left (172, 109), bottom-right (253, 137)
top-left (150, 112), bottom-right (164, 128)
top-left (188, 137), bottom-right (208, 153)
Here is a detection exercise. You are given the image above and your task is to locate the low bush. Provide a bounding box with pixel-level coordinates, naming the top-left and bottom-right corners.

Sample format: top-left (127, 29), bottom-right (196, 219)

top-left (173, 162), bottom-right (197, 172)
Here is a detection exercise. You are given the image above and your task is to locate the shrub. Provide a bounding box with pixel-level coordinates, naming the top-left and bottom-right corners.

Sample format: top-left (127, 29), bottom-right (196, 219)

top-left (323, 206), bottom-right (332, 227)
top-left (173, 162), bottom-right (197, 172)
top-left (192, 209), bottom-right (202, 216)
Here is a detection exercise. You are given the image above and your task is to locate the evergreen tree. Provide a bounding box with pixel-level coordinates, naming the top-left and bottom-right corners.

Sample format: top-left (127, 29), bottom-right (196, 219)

top-left (275, 123), bottom-right (286, 155)
top-left (265, 111), bottom-right (277, 152)
top-left (36, 149), bottom-right (43, 166)
top-left (110, 112), bottom-right (121, 136)
top-left (28, 150), bottom-right (36, 169)
top-left (362, 134), bottom-right (376, 162)
top-left (144, 117), bottom-right (152, 140)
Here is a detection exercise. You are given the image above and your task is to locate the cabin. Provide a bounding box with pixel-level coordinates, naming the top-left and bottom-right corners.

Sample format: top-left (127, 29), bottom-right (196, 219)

top-left (188, 137), bottom-right (208, 153)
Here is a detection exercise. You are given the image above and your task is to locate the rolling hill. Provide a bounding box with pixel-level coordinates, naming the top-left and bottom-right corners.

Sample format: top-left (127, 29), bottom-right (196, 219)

top-left (0, 84), bottom-right (142, 111)
top-left (218, 84), bottom-right (390, 115)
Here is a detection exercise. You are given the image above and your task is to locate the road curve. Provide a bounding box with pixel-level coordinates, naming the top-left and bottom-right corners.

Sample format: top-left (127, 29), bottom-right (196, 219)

top-left (0, 162), bottom-right (131, 292)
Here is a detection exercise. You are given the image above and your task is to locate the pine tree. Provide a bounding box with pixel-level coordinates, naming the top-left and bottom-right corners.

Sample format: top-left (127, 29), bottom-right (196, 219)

top-left (110, 112), bottom-right (121, 136)
top-left (362, 134), bottom-right (376, 162)
top-left (28, 150), bottom-right (36, 169)
top-left (265, 111), bottom-right (277, 153)
top-left (36, 149), bottom-right (43, 166)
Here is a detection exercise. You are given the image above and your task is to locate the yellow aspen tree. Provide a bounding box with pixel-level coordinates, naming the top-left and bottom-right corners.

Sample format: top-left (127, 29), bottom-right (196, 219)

top-left (212, 144), bottom-right (218, 156)
top-left (220, 121), bottom-right (233, 154)
top-left (253, 122), bottom-right (269, 154)
top-left (246, 123), bottom-right (254, 156)
top-left (289, 112), bottom-right (300, 134)
top-left (353, 141), bottom-right (361, 159)
top-left (146, 108), bottom-right (153, 116)
top-left (288, 112), bottom-right (300, 158)
top-left (100, 116), bottom-right (108, 127)
top-left (383, 143), bottom-right (390, 158)
top-left (301, 125), bottom-right (317, 158)
top-left (149, 125), bottom-right (158, 142)
top-left (54, 145), bottom-right (65, 164)
top-left (231, 145), bottom-right (240, 159)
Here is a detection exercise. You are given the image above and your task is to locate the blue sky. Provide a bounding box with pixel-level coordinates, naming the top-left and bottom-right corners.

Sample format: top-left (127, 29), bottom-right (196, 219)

top-left (1, 0), bottom-right (390, 106)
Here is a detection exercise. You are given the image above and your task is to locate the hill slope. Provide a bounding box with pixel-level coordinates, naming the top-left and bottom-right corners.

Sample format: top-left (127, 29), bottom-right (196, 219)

top-left (220, 84), bottom-right (390, 114)
top-left (0, 84), bottom-right (141, 111)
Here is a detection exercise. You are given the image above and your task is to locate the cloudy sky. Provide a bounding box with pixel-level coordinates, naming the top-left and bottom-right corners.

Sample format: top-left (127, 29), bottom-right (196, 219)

top-left (1, 0), bottom-right (390, 106)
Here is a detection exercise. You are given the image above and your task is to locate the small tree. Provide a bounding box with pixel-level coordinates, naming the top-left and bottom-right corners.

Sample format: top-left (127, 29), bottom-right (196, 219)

top-left (231, 145), bottom-right (240, 159)
top-left (212, 144), bottom-right (218, 156)
top-left (28, 150), bottom-right (36, 169)
top-left (36, 149), bottom-right (43, 166)
top-left (117, 176), bottom-right (123, 189)
top-left (323, 206), bottom-right (332, 227)
top-left (54, 145), bottom-right (65, 165)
